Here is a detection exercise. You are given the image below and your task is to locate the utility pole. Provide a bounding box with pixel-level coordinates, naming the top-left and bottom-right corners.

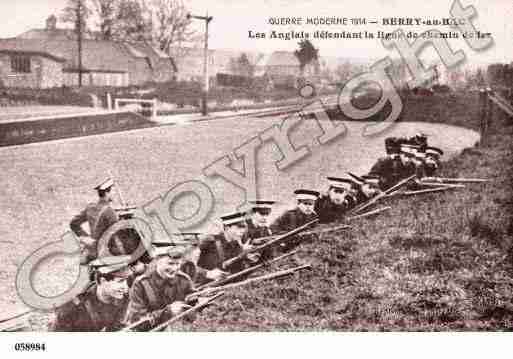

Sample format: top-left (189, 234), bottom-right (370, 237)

top-left (77, 0), bottom-right (83, 87)
top-left (187, 12), bottom-right (213, 116)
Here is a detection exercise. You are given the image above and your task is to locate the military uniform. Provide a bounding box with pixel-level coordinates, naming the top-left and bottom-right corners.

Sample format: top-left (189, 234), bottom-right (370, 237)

top-left (347, 173), bottom-right (381, 205)
top-left (52, 283), bottom-right (128, 332)
top-left (197, 233), bottom-right (246, 274)
top-left (269, 207), bottom-right (317, 251)
top-left (368, 155), bottom-right (416, 191)
top-left (270, 208), bottom-right (317, 234)
top-left (70, 198), bottom-right (119, 241)
top-left (424, 146), bottom-right (443, 177)
top-left (124, 266), bottom-right (195, 328)
top-left (314, 195), bottom-right (353, 224)
top-left (245, 218), bottom-right (272, 243)
top-left (423, 160), bottom-right (438, 177)
top-left (243, 218), bottom-right (278, 262)
top-left (352, 185), bottom-right (373, 205)
top-left (71, 178), bottom-right (145, 260)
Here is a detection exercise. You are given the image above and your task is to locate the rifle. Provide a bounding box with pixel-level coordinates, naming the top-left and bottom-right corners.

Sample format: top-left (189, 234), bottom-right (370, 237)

top-left (196, 250), bottom-right (298, 291)
top-left (418, 181), bottom-right (466, 188)
top-left (114, 206), bottom-right (138, 213)
top-left (121, 292), bottom-right (225, 332)
top-left (421, 177), bottom-right (489, 183)
top-left (249, 223), bottom-right (352, 246)
top-left (348, 174), bottom-right (417, 215)
top-left (221, 219), bottom-right (318, 269)
top-left (150, 292), bottom-right (225, 332)
top-left (396, 187), bottom-right (458, 196)
top-left (186, 264), bottom-right (311, 302)
top-left (346, 206), bottom-right (391, 221)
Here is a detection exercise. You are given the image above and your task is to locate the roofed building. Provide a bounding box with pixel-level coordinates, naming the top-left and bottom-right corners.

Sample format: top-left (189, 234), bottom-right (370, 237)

top-left (0, 16), bottom-right (176, 88)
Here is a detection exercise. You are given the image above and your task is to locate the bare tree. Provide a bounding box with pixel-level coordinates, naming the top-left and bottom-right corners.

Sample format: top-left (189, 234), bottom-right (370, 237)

top-left (112, 0), bottom-right (153, 41)
top-left (60, 0), bottom-right (92, 35)
top-left (148, 0), bottom-right (197, 54)
top-left (91, 0), bottom-right (117, 40)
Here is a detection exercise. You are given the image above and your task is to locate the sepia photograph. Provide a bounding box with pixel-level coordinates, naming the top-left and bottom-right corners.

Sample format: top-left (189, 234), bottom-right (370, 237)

top-left (0, 0), bottom-right (512, 355)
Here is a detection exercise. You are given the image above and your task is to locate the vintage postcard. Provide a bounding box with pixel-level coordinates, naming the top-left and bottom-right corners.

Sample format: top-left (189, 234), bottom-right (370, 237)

top-left (0, 0), bottom-right (512, 356)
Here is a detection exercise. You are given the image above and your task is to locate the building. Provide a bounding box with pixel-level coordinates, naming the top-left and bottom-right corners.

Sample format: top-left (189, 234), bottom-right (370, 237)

top-left (0, 16), bottom-right (176, 88)
top-left (255, 51), bottom-right (301, 78)
top-left (173, 47), bottom-right (262, 83)
top-left (17, 15), bottom-right (78, 41)
top-left (254, 51), bottom-right (321, 88)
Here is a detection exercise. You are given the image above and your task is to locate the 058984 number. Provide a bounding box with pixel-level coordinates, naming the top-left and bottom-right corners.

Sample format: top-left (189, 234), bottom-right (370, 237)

top-left (14, 343), bottom-right (46, 351)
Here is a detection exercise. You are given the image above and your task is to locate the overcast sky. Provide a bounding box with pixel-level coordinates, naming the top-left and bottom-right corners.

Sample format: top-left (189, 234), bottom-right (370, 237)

top-left (0, 0), bottom-right (511, 65)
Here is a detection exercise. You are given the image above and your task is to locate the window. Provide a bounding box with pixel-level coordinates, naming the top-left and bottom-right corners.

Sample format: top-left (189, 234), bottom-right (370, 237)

top-left (11, 55), bottom-right (31, 73)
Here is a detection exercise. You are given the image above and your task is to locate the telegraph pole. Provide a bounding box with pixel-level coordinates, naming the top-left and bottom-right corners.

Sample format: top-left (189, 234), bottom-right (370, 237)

top-left (187, 12), bottom-right (213, 116)
top-left (77, 0), bottom-right (83, 87)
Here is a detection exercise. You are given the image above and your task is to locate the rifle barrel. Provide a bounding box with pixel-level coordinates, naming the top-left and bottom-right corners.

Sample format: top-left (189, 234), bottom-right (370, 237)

top-left (346, 206), bottom-right (391, 221)
top-left (422, 177), bottom-right (489, 183)
top-left (420, 182), bottom-right (466, 188)
top-left (196, 250), bottom-right (298, 291)
top-left (349, 174), bottom-right (417, 215)
top-left (150, 292), bottom-right (225, 332)
top-left (401, 187), bottom-right (456, 196)
top-left (222, 219), bottom-right (318, 269)
top-left (188, 264), bottom-right (311, 301)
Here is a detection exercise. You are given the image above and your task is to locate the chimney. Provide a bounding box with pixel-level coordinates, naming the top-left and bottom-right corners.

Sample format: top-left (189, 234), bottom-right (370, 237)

top-left (46, 15), bottom-right (57, 30)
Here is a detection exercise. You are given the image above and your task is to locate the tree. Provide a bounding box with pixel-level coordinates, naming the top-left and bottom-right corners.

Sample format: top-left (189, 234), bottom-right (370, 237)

top-left (112, 0), bottom-right (153, 41)
top-left (149, 0), bottom-right (195, 53)
top-left (476, 68), bottom-right (486, 87)
top-left (229, 53), bottom-right (254, 78)
top-left (487, 63), bottom-right (507, 86)
top-left (294, 39), bottom-right (319, 74)
top-left (60, 0), bottom-right (92, 35)
top-left (91, 0), bottom-right (117, 40)
top-left (60, 0), bottom-right (92, 87)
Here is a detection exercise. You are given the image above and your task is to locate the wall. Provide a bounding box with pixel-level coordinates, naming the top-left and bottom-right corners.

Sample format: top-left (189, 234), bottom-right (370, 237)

top-left (0, 54), bottom-right (63, 88)
top-left (0, 111), bottom-right (153, 147)
top-left (39, 56), bottom-right (63, 88)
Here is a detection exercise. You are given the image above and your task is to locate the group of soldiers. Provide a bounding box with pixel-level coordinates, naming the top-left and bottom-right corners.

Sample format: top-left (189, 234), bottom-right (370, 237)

top-left (53, 133), bottom-right (444, 332)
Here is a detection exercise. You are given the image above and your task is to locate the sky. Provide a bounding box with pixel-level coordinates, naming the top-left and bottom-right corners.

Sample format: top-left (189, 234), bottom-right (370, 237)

top-left (0, 0), bottom-right (511, 65)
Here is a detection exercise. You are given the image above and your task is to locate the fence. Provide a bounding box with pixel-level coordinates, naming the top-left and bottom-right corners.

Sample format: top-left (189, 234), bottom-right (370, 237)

top-left (479, 87), bottom-right (513, 143)
top-left (114, 98), bottom-right (158, 119)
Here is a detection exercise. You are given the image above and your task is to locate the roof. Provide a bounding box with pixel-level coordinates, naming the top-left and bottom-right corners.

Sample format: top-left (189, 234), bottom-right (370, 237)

top-left (0, 38), bottom-right (178, 77)
top-left (128, 42), bottom-right (177, 72)
top-left (17, 28), bottom-right (77, 41)
top-left (0, 38), bottom-right (135, 73)
top-left (123, 43), bottom-right (148, 58)
top-left (266, 51), bottom-right (300, 67)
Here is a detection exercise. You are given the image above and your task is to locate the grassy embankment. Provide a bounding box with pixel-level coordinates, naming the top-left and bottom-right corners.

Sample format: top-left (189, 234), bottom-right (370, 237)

top-left (176, 92), bottom-right (513, 331)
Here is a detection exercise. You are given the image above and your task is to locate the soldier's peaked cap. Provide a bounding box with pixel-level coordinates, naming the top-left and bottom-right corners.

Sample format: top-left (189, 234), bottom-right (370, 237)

top-left (221, 211), bottom-right (247, 225)
top-left (327, 177), bottom-right (355, 189)
top-left (152, 237), bottom-right (174, 247)
top-left (248, 200), bottom-right (275, 210)
top-left (347, 172), bottom-right (365, 182)
top-left (426, 146), bottom-right (444, 156)
top-left (294, 189), bottom-right (320, 201)
top-left (94, 178), bottom-right (114, 192)
top-left (89, 255), bottom-right (132, 278)
top-left (153, 245), bottom-right (188, 259)
top-left (413, 132), bottom-right (428, 140)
